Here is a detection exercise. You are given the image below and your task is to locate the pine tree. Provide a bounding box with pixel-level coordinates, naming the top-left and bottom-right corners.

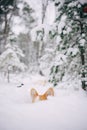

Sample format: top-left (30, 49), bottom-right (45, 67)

top-left (0, 42), bottom-right (26, 82)
top-left (10, 0), bottom-right (38, 72)
top-left (49, 0), bottom-right (87, 88)
top-left (0, 0), bottom-right (18, 53)
top-left (21, 1), bottom-right (36, 30)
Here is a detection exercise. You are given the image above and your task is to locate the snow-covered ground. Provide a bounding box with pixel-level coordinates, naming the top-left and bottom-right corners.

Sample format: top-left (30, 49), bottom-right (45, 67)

top-left (0, 73), bottom-right (87, 130)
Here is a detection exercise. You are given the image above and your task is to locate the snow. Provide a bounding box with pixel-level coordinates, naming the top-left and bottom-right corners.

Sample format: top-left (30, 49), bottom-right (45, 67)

top-left (54, 53), bottom-right (67, 66)
top-left (79, 0), bottom-right (87, 4)
top-left (25, 0), bottom-right (55, 25)
top-left (45, 1), bottom-right (55, 25)
top-left (58, 15), bottom-right (67, 34)
top-left (79, 39), bottom-right (85, 47)
top-left (67, 48), bottom-right (79, 56)
top-left (25, 0), bottom-right (42, 24)
top-left (31, 23), bottom-right (56, 42)
top-left (0, 73), bottom-right (87, 130)
top-left (12, 16), bottom-right (26, 35)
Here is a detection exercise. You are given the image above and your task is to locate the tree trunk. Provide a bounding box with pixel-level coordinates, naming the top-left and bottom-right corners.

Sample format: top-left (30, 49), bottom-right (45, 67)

top-left (80, 46), bottom-right (86, 90)
top-left (7, 68), bottom-right (10, 83)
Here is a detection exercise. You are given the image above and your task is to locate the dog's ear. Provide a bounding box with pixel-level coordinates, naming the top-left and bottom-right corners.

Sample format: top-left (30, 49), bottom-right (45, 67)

top-left (44, 89), bottom-right (49, 96)
top-left (30, 88), bottom-right (38, 96)
top-left (30, 88), bottom-right (38, 103)
top-left (45, 87), bottom-right (54, 96)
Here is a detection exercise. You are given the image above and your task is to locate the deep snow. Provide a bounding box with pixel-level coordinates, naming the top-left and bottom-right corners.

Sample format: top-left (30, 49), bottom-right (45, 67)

top-left (0, 74), bottom-right (87, 130)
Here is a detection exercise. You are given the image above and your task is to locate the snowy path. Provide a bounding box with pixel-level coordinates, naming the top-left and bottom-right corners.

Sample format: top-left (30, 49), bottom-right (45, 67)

top-left (0, 75), bottom-right (87, 130)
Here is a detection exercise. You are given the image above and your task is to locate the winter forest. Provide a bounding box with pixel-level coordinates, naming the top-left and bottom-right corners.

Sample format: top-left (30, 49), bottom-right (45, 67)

top-left (0, 0), bottom-right (87, 130)
top-left (0, 0), bottom-right (87, 88)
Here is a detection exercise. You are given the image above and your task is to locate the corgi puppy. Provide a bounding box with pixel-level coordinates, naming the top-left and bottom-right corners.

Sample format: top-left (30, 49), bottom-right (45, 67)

top-left (30, 87), bottom-right (54, 103)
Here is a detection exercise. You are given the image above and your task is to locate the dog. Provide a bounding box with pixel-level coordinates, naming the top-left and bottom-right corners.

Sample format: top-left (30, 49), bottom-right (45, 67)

top-left (30, 87), bottom-right (54, 103)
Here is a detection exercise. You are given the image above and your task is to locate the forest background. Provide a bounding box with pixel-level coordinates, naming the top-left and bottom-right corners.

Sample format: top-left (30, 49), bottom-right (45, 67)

top-left (0, 0), bottom-right (87, 90)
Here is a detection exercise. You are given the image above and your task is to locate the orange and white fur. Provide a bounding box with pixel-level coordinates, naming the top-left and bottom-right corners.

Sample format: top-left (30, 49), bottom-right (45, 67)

top-left (30, 87), bottom-right (54, 103)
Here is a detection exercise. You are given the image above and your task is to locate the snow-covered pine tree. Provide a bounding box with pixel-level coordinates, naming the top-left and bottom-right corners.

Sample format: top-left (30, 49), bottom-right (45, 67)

top-left (0, 0), bottom-right (18, 53)
top-left (21, 0), bottom-right (36, 30)
top-left (49, 0), bottom-right (87, 88)
top-left (0, 42), bottom-right (26, 82)
top-left (13, 0), bottom-right (38, 71)
top-left (30, 0), bottom-right (53, 75)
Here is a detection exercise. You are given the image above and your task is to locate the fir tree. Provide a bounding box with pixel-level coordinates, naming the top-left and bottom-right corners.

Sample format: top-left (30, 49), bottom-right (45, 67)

top-left (49, 0), bottom-right (87, 88)
top-left (0, 42), bottom-right (26, 82)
